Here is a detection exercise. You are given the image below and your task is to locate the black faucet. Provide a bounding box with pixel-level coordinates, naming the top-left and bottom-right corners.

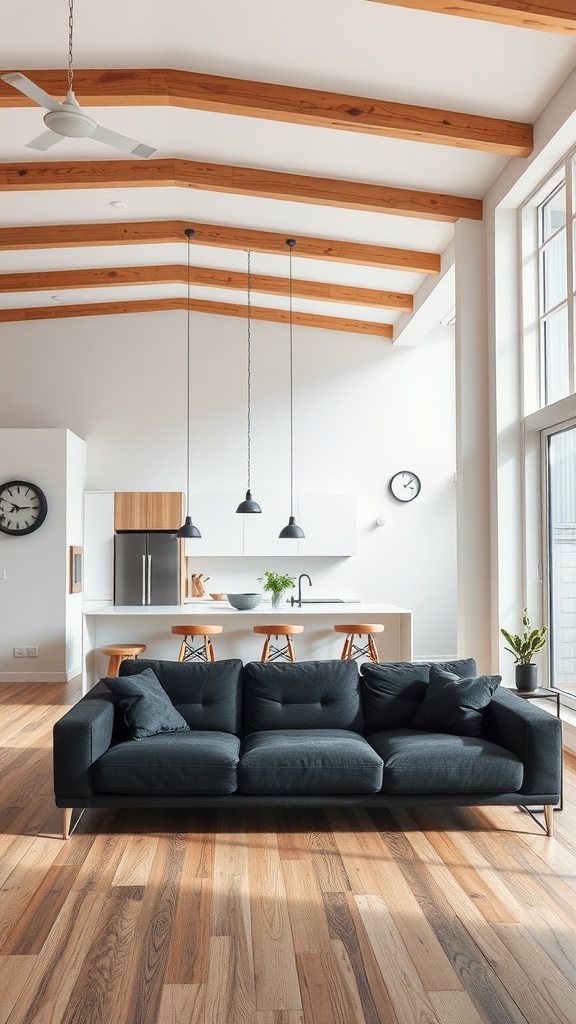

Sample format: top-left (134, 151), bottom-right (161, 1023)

top-left (291, 573), bottom-right (312, 607)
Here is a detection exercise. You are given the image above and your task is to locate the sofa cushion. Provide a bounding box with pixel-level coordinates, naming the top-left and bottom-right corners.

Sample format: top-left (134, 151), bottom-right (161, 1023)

top-left (242, 660), bottom-right (364, 734)
top-left (410, 667), bottom-right (501, 737)
top-left (93, 731), bottom-right (241, 794)
top-left (103, 667), bottom-right (190, 740)
top-left (368, 729), bottom-right (523, 795)
top-left (360, 659), bottom-right (478, 732)
top-left (119, 658), bottom-right (242, 733)
top-left (238, 730), bottom-right (383, 795)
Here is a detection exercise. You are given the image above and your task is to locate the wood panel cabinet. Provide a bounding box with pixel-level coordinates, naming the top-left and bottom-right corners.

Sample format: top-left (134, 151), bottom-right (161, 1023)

top-left (114, 492), bottom-right (184, 531)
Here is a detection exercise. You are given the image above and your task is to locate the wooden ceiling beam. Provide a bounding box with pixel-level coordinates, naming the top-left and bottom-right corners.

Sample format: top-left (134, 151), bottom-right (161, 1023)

top-left (0, 265), bottom-right (413, 312)
top-left (365, 0), bottom-right (576, 34)
top-left (0, 297), bottom-right (392, 337)
top-left (0, 159), bottom-right (482, 222)
top-left (0, 221), bottom-right (441, 275)
top-left (0, 68), bottom-right (533, 155)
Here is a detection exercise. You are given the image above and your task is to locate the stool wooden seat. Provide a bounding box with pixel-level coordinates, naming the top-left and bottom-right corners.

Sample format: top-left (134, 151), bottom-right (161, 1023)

top-left (171, 624), bottom-right (223, 663)
top-left (100, 644), bottom-right (147, 677)
top-left (253, 624), bottom-right (304, 663)
top-left (333, 623), bottom-right (384, 663)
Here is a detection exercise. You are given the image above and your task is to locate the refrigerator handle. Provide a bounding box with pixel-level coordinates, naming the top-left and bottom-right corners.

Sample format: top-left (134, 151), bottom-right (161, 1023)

top-left (141, 554), bottom-right (146, 606)
top-left (147, 554), bottom-right (152, 605)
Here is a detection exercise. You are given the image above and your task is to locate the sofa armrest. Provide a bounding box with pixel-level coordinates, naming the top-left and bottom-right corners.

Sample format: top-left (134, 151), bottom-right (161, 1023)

top-left (53, 694), bottom-right (115, 799)
top-left (484, 688), bottom-right (561, 797)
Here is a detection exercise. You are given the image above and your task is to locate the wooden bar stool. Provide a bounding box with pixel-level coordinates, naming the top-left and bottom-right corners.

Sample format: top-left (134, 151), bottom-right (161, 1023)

top-left (100, 644), bottom-right (147, 677)
top-left (171, 624), bottom-right (223, 663)
top-left (253, 624), bottom-right (304, 663)
top-left (333, 624), bottom-right (384, 663)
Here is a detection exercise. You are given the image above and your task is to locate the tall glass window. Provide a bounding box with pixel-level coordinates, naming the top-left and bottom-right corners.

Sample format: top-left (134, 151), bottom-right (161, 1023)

top-left (547, 423), bottom-right (576, 696)
top-left (538, 182), bottom-right (570, 405)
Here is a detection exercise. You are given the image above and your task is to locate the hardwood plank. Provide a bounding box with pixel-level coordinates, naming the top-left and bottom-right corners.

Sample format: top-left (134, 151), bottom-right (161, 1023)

top-left (256, 1013), bottom-right (305, 1024)
top-left (0, 297), bottom-right (393, 337)
top-left (0, 956), bottom-right (36, 1023)
top-left (209, 816), bottom-right (256, 1015)
top-left (355, 894), bottom-right (437, 1024)
top-left (0, 220), bottom-right (442, 275)
top-left (57, 887), bottom-right (145, 1024)
top-left (428, 990), bottom-right (490, 1024)
top-left (0, 864), bottom-right (80, 955)
top-left (323, 890), bottom-right (399, 1024)
top-left (112, 833), bottom-right (186, 1024)
top-left (0, 265), bottom-right (413, 312)
top-left (0, 159), bottom-right (483, 222)
top-left (494, 922), bottom-right (576, 1024)
top-left (281, 859), bottom-right (332, 954)
top-left (165, 824), bottom-right (215, 984)
top-left (0, 68), bottom-right (533, 155)
top-left (4, 890), bottom-right (107, 1024)
top-left (204, 935), bottom-right (256, 1024)
top-left (296, 950), bottom-right (364, 1024)
top-left (111, 834), bottom-right (159, 886)
top-left (248, 819), bottom-right (302, 1012)
top-left (157, 983), bottom-right (206, 1024)
top-left (365, 0), bottom-right (576, 33)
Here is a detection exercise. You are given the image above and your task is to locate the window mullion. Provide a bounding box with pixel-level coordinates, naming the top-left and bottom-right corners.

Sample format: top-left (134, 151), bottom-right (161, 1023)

top-left (568, 158), bottom-right (575, 393)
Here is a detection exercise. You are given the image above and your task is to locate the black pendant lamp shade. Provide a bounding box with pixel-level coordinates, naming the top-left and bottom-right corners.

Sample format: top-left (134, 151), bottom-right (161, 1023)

top-left (176, 228), bottom-right (201, 539)
top-left (279, 238), bottom-right (305, 539)
top-left (236, 249), bottom-right (262, 514)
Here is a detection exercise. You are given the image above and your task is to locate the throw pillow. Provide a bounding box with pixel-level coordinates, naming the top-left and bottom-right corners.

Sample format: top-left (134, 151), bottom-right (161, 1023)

top-left (410, 666), bottom-right (501, 737)
top-left (103, 667), bottom-right (190, 740)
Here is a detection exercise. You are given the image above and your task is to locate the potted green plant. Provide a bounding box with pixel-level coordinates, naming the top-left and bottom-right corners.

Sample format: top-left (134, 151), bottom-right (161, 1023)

top-left (501, 607), bottom-right (547, 691)
top-left (257, 570), bottom-right (296, 609)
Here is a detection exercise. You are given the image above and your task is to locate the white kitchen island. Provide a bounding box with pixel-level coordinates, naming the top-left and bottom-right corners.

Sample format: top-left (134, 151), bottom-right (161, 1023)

top-left (82, 601), bottom-right (413, 692)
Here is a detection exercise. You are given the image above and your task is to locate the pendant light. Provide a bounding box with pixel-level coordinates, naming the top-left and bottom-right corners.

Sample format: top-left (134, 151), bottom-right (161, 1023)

top-left (279, 238), bottom-right (305, 539)
top-left (175, 228), bottom-right (201, 539)
top-left (236, 250), bottom-right (262, 514)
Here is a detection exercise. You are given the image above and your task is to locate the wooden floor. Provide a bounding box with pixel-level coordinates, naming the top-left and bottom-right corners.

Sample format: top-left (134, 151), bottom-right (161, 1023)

top-left (1, 681), bottom-right (576, 1024)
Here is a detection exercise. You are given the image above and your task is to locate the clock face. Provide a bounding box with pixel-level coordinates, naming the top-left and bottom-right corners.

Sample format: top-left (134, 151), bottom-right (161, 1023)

top-left (390, 471), bottom-right (421, 502)
top-left (0, 480), bottom-right (48, 536)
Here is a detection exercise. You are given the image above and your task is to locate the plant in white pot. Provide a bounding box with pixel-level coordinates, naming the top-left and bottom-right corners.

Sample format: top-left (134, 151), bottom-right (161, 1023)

top-left (501, 607), bottom-right (547, 691)
top-left (257, 570), bottom-right (296, 609)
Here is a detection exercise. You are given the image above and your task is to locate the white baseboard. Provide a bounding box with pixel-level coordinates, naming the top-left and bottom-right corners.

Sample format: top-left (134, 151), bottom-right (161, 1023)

top-left (0, 672), bottom-right (69, 683)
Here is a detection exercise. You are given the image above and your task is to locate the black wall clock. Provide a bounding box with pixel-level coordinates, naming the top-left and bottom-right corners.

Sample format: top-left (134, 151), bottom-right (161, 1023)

top-left (0, 480), bottom-right (48, 536)
top-left (389, 471), bottom-right (421, 502)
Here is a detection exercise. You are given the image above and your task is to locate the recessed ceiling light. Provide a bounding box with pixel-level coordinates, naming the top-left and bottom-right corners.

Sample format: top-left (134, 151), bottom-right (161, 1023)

top-left (110, 201), bottom-right (127, 210)
top-left (51, 295), bottom-right (63, 302)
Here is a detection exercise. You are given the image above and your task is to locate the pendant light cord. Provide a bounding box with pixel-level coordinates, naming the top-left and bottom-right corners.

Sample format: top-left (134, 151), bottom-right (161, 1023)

top-left (246, 250), bottom-right (252, 493)
top-left (67, 0), bottom-right (74, 93)
top-left (185, 230), bottom-right (193, 517)
top-left (288, 241), bottom-right (294, 517)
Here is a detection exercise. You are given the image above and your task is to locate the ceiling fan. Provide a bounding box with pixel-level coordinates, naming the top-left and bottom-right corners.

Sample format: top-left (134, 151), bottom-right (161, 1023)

top-left (2, 0), bottom-right (155, 159)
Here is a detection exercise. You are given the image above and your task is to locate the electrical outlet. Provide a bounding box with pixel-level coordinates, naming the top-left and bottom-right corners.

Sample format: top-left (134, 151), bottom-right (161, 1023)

top-left (27, 646), bottom-right (39, 657)
top-left (14, 647), bottom-right (27, 657)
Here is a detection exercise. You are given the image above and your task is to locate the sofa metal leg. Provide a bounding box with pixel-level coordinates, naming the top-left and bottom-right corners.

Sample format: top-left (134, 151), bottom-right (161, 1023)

top-left (62, 807), bottom-right (85, 840)
top-left (544, 804), bottom-right (554, 837)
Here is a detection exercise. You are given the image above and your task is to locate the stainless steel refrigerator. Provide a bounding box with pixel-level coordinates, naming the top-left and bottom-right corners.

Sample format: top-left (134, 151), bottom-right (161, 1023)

top-left (114, 532), bottom-right (180, 605)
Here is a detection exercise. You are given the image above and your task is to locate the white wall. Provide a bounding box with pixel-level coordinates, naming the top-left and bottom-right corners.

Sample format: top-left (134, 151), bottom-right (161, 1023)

top-left (0, 428), bottom-right (85, 681)
top-left (0, 310), bottom-right (457, 657)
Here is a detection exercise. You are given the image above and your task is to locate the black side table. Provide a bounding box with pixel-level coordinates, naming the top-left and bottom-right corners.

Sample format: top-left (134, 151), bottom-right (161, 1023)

top-left (511, 686), bottom-right (563, 811)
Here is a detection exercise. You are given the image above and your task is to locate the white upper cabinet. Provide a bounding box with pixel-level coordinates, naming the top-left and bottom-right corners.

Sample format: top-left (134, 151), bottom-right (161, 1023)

top-left (184, 494), bottom-right (244, 556)
top-left (83, 491), bottom-right (114, 602)
top-left (185, 493), bottom-right (356, 557)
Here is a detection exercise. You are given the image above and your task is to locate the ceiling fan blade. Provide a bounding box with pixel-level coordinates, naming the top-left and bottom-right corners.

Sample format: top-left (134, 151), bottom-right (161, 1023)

top-left (91, 123), bottom-right (156, 159)
top-left (25, 129), bottom-right (63, 152)
top-left (1, 72), bottom-right (62, 112)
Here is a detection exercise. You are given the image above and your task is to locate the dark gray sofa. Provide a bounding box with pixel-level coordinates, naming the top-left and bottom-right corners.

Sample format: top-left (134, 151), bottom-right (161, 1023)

top-left (53, 656), bottom-right (562, 839)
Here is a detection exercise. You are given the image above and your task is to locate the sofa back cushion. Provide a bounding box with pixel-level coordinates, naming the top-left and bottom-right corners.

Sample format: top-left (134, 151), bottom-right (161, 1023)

top-left (243, 660), bottom-right (364, 734)
top-left (119, 658), bottom-right (242, 733)
top-left (360, 658), bottom-right (478, 732)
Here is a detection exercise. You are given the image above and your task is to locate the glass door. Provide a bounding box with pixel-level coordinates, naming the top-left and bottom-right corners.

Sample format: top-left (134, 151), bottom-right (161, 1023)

top-left (546, 422), bottom-right (576, 696)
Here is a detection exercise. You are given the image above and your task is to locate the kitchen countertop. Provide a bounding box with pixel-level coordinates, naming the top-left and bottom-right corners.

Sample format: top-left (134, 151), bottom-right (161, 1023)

top-left (84, 601), bottom-right (411, 616)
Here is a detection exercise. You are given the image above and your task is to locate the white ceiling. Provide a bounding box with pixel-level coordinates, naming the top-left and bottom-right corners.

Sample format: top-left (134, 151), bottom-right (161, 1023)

top-left (1, 0), bottom-right (576, 335)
